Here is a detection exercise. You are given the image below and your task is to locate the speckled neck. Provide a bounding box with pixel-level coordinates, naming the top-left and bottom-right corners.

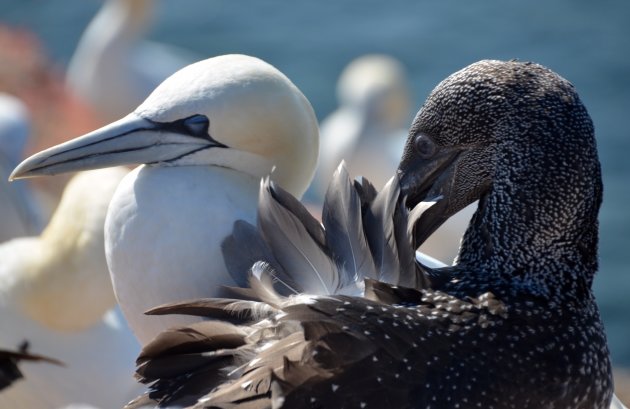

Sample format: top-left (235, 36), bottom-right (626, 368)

top-left (456, 92), bottom-right (602, 299)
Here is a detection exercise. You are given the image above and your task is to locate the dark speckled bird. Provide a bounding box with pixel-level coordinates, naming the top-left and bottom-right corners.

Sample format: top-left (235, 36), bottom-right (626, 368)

top-left (126, 60), bottom-right (615, 409)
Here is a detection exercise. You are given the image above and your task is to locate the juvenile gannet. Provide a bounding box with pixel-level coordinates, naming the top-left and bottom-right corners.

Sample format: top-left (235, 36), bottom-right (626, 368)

top-left (0, 167), bottom-right (142, 408)
top-left (0, 93), bottom-right (44, 242)
top-left (66, 0), bottom-right (193, 122)
top-left (124, 60), bottom-right (619, 408)
top-left (13, 54), bottom-right (319, 345)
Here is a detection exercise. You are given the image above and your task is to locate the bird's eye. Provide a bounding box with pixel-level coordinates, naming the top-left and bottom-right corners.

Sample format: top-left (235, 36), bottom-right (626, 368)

top-left (183, 115), bottom-right (210, 137)
top-left (414, 134), bottom-right (436, 158)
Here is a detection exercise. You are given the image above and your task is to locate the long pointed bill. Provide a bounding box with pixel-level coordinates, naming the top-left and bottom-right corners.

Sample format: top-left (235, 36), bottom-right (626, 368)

top-left (398, 147), bottom-right (461, 246)
top-left (10, 113), bottom-right (221, 180)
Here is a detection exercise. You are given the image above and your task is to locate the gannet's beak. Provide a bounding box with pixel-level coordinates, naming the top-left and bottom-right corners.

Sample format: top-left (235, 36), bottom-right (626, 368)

top-left (10, 113), bottom-right (224, 180)
top-left (398, 146), bottom-right (462, 246)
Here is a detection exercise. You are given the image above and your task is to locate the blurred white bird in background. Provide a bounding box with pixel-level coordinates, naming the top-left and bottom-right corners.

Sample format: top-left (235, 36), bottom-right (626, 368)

top-left (0, 167), bottom-right (142, 409)
top-left (66, 0), bottom-right (196, 122)
top-left (312, 54), bottom-right (412, 196)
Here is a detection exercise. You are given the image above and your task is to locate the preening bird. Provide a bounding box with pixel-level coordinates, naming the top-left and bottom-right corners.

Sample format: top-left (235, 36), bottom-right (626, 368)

top-left (123, 60), bottom-right (617, 409)
top-left (13, 54), bottom-right (320, 346)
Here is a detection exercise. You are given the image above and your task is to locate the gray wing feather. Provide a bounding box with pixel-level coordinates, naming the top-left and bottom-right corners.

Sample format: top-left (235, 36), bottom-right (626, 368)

top-left (258, 179), bottom-right (340, 295)
top-left (353, 176), bottom-right (378, 211)
top-left (221, 220), bottom-right (286, 288)
top-left (363, 176), bottom-right (402, 284)
top-left (393, 191), bottom-right (417, 288)
top-left (397, 197), bottom-right (440, 288)
top-left (322, 162), bottom-right (378, 288)
top-left (265, 176), bottom-right (326, 247)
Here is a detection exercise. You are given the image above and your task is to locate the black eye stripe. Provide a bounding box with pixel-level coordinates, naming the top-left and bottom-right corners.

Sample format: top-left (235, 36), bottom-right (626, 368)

top-left (165, 114), bottom-right (210, 138)
top-left (154, 115), bottom-right (213, 140)
top-left (144, 114), bottom-right (227, 148)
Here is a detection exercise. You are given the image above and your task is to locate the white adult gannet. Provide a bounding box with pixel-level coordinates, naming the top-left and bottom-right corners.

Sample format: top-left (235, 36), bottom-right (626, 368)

top-left (13, 54), bottom-right (319, 345)
top-left (66, 0), bottom-right (194, 122)
top-left (0, 93), bottom-right (44, 242)
top-left (0, 167), bottom-right (142, 408)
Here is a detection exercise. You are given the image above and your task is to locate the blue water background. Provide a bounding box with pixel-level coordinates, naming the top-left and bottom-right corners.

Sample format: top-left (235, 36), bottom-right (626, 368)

top-left (2, 0), bottom-right (629, 365)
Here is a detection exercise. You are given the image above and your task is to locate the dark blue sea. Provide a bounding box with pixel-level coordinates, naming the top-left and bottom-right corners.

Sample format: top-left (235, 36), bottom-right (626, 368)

top-left (2, 0), bottom-right (629, 366)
